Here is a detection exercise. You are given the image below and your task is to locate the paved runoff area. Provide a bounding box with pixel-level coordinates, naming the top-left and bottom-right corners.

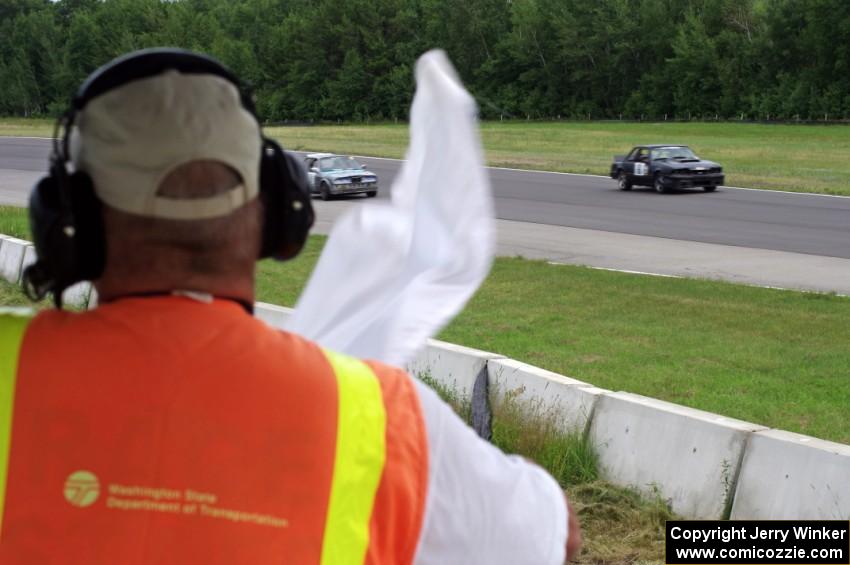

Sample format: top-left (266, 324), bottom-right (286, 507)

top-left (2, 136), bottom-right (848, 295)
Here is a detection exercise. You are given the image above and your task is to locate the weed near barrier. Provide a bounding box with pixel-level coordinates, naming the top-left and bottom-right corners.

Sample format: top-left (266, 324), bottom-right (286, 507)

top-left (419, 371), bottom-right (672, 564)
top-left (490, 384), bottom-right (598, 486)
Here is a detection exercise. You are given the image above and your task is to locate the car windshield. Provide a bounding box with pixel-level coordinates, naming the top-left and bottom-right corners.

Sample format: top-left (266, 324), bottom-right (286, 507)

top-left (319, 156), bottom-right (361, 171)
top-left (652, 147), bottom-right (698, 160)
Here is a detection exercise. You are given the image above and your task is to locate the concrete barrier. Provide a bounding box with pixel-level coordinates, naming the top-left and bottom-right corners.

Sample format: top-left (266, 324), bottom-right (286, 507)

top-left (407, 339), bottom-right (504, 400)
top-left (589, 391), bottom-right (768, 519)
top-left (62, 282), bottom-right (92, 308)
top-left (0, 237), bottom-right (30, 283)
top-left (731, 429), bottom-right (850, 519)
top-left (20, 245), bottom-right (36, 282)
top-left (487, 358), bottom-right (603, 435)
top-left (255, 302), bottom-right (293, 330)
top-left (87, 288), bottom-right (99, 310)
top-left (0, 234), bottom-right (8, 281)
top-left (1, 236), bottom-right (91, 308)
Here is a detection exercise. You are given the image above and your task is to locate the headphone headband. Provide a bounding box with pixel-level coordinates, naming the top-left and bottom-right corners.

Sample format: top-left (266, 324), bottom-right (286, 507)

top-left (73, 48), bottom-right (256, 114)
top-left (24, 47), bottom-right (313, 308)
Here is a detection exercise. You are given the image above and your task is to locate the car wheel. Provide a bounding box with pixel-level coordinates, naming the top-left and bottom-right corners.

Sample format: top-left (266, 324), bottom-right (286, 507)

top-left (617, 170), bottom-right (632, 191)
top-left (366, 191), bottom-right (377, 197)
top-left (654, 174), bottom-right (669, 194)
top-left (703, 185), bottom-right (717, 192)
top-left (320, 182), bottom-right (332, 201)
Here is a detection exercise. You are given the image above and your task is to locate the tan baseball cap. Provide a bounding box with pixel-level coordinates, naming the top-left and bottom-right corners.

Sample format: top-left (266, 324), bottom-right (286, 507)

top-left (70, 69), bottom-right (261, 220)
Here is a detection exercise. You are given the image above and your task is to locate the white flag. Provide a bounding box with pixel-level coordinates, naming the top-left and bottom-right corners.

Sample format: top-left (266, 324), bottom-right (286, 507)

top-left (285, 50), bottom-right (495, 366)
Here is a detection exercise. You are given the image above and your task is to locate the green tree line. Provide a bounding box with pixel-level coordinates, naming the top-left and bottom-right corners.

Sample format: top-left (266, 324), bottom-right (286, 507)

top-left (1, 0), bottom-right (849, 121)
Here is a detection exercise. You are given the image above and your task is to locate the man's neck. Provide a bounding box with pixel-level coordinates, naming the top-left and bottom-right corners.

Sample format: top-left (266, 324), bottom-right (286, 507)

top-left (95, 273), bottom-right (255, 307)
top-left (95, 289), bottom-right (255, 314)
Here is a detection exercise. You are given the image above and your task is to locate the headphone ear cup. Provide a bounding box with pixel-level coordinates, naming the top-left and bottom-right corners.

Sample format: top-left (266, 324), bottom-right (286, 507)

top-left (259, 139), bottom-right (314, 260)
top-left (282, 148), bottom-right (315, 239)
top-left (23, 170), bottom-right (105, 301)
top-left (67, 172), bottom-right (106, 281)
top-left (26, 173), bottom-right (73, 297)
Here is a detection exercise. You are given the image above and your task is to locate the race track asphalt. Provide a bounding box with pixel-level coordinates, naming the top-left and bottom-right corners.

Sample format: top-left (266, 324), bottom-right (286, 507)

top-left (358, 154), bottom-right (850, 260)
top-left (2, 136), bottom-right (848, 293)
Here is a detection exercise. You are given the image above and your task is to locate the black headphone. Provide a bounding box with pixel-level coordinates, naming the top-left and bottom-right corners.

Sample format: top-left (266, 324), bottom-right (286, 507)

top-left (23, 48), bottom-right (315, 307)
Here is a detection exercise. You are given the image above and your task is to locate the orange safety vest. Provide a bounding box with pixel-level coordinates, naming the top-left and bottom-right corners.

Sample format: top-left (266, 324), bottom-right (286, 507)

top-left (0, 297), bottom-right (428, 564)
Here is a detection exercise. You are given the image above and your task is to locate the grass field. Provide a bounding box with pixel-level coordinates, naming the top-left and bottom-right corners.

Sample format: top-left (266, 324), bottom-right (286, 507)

top-left (3, 205), bottom-right (847, 444)
top-left (3, 118), bottom-right (849, 195)
top-left (0, 118), bottom-right (54, 138)
top-left (0, 205), bottom-right (30, 238)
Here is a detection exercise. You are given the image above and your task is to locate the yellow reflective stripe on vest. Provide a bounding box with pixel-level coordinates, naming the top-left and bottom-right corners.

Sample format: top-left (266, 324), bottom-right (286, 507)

top-left (321, 349), bottom-right (387, 565)
top-left (0, 311), bottom-right (31, 538)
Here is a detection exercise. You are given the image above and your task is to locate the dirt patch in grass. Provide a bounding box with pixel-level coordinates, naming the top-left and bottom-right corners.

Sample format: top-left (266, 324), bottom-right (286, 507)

top-left (571, 481), bottom-right (671, 564)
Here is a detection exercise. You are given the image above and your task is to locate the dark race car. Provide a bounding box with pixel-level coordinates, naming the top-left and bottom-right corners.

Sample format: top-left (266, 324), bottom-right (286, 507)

top-left (610, 145), bottom-right (724, 193)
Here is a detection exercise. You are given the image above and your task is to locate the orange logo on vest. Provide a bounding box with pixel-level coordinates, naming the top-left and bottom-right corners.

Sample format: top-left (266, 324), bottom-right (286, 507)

top-left (64, 470), bottom-right (100, 507)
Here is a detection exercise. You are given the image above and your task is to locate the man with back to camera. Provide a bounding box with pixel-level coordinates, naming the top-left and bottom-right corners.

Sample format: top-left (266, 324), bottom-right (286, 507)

top-left (0, 48), bottom-right (581, 564)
